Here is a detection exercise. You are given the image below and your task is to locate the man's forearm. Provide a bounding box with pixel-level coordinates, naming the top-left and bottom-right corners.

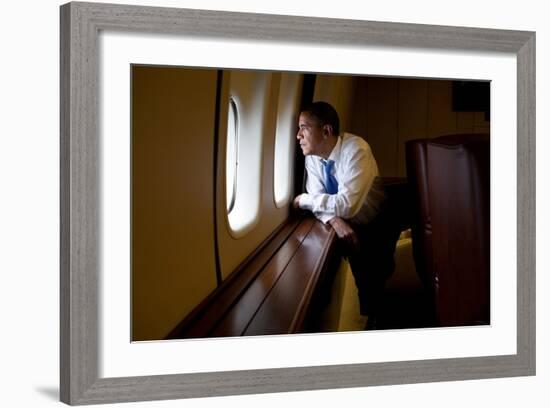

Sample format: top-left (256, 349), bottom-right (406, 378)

top-left (294, 194), bottom-right (340, 224)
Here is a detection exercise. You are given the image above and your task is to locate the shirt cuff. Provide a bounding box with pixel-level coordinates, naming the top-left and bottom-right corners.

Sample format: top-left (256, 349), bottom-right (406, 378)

top-left (298, 193), bottom-right (314, 210)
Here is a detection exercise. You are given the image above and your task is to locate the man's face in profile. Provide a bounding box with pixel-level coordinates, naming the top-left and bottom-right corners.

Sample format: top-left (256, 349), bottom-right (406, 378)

top-left (297, 112), bottom-right (325, 156)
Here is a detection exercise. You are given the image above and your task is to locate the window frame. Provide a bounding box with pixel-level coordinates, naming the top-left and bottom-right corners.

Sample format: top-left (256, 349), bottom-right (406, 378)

top-left (226, 96), bottom-right (239, 213)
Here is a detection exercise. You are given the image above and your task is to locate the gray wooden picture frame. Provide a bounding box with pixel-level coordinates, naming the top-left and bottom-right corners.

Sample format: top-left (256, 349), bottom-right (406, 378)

top-left (60, 1), bottom-right (536, 405)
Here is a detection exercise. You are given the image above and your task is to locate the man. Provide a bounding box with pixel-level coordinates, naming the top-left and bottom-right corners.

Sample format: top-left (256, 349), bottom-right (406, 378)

top-left (293, 101), bottom-right (398, 329)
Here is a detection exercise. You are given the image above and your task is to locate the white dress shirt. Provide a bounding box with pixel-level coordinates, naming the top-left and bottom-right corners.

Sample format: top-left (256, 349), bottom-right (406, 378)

top-left (299, 132), bottom-right (385, 224)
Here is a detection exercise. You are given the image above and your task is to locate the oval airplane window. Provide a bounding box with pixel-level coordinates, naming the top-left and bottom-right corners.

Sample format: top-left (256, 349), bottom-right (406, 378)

top-left (226, 97), bottom-right (238, 213)
top-left (225, 72), bottom-right (270, 238)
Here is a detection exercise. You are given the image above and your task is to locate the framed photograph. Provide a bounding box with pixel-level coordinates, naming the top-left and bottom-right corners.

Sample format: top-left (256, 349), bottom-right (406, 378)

top-left (60, 1), bottom-right (535, 405)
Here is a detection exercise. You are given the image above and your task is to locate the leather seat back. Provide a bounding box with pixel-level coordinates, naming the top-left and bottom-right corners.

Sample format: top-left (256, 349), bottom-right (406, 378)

top-left (406, 134), bottom-right (490, 326)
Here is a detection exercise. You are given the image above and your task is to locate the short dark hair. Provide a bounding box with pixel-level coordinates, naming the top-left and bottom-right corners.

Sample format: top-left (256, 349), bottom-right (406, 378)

top-left (301, 101), bottom-right (340, 136)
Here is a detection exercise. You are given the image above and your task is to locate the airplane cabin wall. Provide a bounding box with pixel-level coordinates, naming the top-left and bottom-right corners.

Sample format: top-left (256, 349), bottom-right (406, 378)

top-left (216, 71), bottom-right (304, 281)
top-left (313, 74), bottom-right (357, 136)
top-left (131, 66), bottom-right (219, 341)
top-left (313, 76), bottom-right (490, 177)
top-left (132, 67), bottom-right (305, 340)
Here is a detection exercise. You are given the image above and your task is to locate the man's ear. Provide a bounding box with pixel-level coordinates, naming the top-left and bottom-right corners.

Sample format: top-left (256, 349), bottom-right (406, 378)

top-left (323, 124), bottom-right (333, 138)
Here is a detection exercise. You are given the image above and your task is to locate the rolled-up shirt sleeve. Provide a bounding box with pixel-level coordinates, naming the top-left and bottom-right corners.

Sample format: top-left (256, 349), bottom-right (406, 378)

top-left (299, 143), bottom-right (377, 224)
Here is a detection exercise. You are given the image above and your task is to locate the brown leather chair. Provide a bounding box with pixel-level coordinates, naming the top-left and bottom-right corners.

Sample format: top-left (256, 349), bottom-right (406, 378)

top-left (406, 134), bottom-right (490, 327)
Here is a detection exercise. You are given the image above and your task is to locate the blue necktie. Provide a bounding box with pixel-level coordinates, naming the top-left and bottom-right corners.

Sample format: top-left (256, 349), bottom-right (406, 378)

top-left (322, 159), bottom-right (338, 194)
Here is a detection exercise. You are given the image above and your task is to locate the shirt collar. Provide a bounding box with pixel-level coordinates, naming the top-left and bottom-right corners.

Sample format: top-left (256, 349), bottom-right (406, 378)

top-left (324, 134), bottom-right (343, 164)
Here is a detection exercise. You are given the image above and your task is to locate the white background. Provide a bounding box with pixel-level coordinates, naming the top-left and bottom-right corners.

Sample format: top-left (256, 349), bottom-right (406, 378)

top-left (0, 0), bottom-right (546, 407)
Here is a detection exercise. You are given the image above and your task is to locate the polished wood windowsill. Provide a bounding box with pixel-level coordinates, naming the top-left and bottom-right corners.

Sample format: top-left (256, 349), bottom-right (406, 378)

top-left (166, 214), bottom-right (340, 339)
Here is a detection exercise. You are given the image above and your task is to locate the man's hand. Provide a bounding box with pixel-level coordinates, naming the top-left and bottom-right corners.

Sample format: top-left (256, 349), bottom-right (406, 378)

top-left (293, 194), bottom-right (303, 209)
top-left (328, 217), bottom-right (359, 250)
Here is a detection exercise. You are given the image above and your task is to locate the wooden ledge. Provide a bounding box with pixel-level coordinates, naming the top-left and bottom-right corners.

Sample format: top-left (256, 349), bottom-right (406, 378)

top-left (166, 215), bottom-right (339, 339)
